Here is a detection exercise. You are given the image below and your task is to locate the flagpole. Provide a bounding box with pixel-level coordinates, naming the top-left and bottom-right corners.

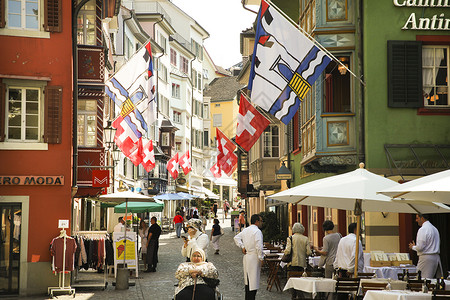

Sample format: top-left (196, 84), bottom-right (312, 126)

top-left (264, 0), bottom-right (365, 86)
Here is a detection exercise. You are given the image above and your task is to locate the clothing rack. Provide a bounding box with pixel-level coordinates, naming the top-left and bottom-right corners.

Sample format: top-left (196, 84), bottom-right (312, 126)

top-left (71, 231), bottom-right (108, 290)
top-left (48, 229), bottom-right (76, 298)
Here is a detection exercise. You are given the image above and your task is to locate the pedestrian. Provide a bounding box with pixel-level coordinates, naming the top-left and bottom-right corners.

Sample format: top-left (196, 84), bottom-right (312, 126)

top-left (223, 200), bottom-right (230, 219)
top-left (284, 222), bottom-right (311, 272)
top-left (145, 216), bottom-right (161, 272)
top-left (313, 220), bottom-right (341, 278)
top-left (210, 219), bottom-right (222, 255)
top-left (138, 219), bottom-right (149, 269)
top-left (333, 222), bottom-right (364, 277)
top-left (192, 210), bottom-right (200, 219)
top-left (409, 214), bottom-right (442, 278)
top-left (212, 201), bottom-right (218, 218)
top-left (113, 216), bottom-right (125, 232)
top-left (182, 219), bottom-right (210, 262)
top-left (200, 210), bottom-right (207, 232)
top-left (234, 214), bottom-right (264, 300)
top-left (238, 211), bottom-right (246, 232)
top-left (173, 211), bottom-right (184, 238)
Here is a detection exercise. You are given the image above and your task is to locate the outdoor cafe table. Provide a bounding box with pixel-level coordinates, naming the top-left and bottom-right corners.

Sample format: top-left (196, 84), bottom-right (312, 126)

top-left (283, 277), bottom-right (336, 298)
top-left (363, 290), bottom-right (431, 300)
top-left (363, 265), bottom-right (417, 279)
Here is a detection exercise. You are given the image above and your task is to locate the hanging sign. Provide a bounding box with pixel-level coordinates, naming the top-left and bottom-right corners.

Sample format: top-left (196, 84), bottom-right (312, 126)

top-left (0, 176), bottom-right (64, 185)
top-left (92, 170), bottom-right (109, 187)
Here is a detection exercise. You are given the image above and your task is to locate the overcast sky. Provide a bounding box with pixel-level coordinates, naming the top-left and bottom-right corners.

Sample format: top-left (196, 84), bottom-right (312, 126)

top-left (171, 0), bottom-right (257, 69)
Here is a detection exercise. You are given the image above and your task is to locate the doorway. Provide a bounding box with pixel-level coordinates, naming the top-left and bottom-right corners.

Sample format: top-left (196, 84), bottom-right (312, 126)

top-left (0, 203), bottom-right (21, 295)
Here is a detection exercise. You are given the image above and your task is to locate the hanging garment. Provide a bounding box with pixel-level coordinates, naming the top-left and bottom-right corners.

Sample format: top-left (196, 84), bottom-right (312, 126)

top-left (50, 236), bottom-right (77, 272)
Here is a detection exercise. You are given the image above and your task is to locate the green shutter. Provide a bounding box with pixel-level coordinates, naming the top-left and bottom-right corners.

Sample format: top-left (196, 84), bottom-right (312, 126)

top-left (387, 41), bottom-right (423, 108)
top-left (44, 86), bottom-right (63, 144)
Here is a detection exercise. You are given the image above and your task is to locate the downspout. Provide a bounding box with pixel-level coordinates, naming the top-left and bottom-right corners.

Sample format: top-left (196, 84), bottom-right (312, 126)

top-left (357, 0), bottom-right (365, 165)
top-left (122, 14), bottom-right (133, 56)
top-left (241, 0), bottom-right (258, 14)
top-left (153, 14), bottom-right (164, 141)
top-left (72, 0), bottom-right (90, 233)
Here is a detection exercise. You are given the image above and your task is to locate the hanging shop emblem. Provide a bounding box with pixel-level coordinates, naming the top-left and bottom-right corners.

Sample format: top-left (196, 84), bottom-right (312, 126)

top-left (0, 176), bottom-right (64, 185)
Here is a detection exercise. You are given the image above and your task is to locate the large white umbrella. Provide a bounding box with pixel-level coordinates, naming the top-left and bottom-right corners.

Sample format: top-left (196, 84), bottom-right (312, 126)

top-left (99, 191), bottom-right (152, 271)
top-left (268, 163), bottom-right (450, 275)
top-left (378, 169), bottom-right (450, 205)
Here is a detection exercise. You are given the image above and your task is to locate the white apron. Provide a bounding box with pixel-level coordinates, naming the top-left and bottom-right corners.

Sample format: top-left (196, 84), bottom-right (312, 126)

top-left (243, 251), bottom-right (261, 291)
top-left (417, 254), bottom-right (442, 278)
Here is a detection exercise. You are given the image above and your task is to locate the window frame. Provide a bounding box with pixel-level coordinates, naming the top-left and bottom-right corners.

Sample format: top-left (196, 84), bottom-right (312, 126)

top-left (77, 99), bottom-right (97, 147)
top-left (6, 0), bottom-right (39, 31)
top-left (172, 83), bottom-right (180, 99)
top-left (170, 48), bottom-right (177, 67)
top-left (76, 0), bottom-right (96, 45)
top-left (263, 124), bottom-right (279, 158)
top-left (422, 45), bottom-right (449, 108)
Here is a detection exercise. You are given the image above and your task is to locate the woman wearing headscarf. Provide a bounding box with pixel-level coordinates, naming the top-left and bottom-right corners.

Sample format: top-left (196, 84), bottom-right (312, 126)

top-left (175, 248), bottom-right (219, 300)
top-left (182, 219), bottom-right (209, 262)
top-left (284, 222), bottom-right (311, 271)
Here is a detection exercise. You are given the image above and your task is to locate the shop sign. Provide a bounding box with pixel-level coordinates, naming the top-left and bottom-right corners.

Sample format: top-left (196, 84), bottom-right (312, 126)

top-left (393, 1), bottom-right (450, 30)
top-left (0, 176), bottom-right (64, 185)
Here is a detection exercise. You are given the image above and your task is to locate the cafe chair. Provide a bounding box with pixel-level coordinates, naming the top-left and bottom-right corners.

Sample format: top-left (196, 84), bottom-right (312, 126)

top-left (287, 270), bottom-right (304, 279)
top-left (334, 277), bottom-right (361, 300)
top-left (356, 272), bottom-right (375, 279)
top-left (432, 290), bottom-right (450, 299)
top-left (398, 272), bottom-right (418, 281)
top-left (360, 282), bottom-right (387, 296)
top-left (407, 279), bottom-right (431, 292)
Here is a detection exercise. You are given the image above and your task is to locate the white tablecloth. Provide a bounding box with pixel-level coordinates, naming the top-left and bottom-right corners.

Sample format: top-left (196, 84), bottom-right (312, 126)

top-left (363, 290), bottom-right (431, 300)
top-left (283, 277), bottom-right (336, 297)
top-left (363, 266), bottom-right (417, 279)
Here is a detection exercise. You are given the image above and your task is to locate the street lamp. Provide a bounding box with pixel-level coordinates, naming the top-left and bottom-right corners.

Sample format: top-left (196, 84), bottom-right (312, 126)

top-left (275, 161), bottom-right (292, 181)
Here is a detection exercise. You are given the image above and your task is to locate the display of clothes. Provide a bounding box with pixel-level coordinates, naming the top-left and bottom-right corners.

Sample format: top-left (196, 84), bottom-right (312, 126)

top-left (73, 235), bottom-right (113, 271)
top-left (50, 233), bottom-right (77, 273)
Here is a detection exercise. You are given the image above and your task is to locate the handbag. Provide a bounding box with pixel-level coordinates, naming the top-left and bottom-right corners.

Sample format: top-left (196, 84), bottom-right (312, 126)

top-left (281, 236), bottom-right (293, 263)
top-left (201, 276), bottom-right (220, 289)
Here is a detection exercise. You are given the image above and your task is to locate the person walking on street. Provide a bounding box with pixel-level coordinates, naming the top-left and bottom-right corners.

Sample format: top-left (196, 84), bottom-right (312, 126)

top-left (211, 219), bottom-right (222, 255)
top-left (223, 200), bottom-right (230, 219)
top-left (409, 214), bottom-right (442, 278)
top-left (212, 201), bottom-right (218, 218)
top-left (234, 214), bottom-right (264, 300)
top-left (238, 211), bottom-right (246, 232)
top-left (139, 220), bottom-right (149, 269)
top-left (173, 211), bottom-right (184, 238)
top-left (146, 216), bottom-right (161, 272)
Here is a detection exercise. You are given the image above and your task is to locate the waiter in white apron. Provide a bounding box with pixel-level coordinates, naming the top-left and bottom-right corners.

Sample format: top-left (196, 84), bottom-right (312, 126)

top-left (409, 214), bottom-right (442, 279)
top-left (234, 214), bottom-right (264, 300)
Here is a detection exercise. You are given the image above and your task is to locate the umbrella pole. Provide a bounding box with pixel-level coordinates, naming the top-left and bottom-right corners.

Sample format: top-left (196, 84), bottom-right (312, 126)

top-left (353, 199), bottom-right (362, 277)
top-left (123, 199), bottom-right (128, 267)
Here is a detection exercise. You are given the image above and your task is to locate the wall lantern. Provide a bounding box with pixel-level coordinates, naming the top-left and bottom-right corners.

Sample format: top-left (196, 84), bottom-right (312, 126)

top-left (275, 161), bottom-right (292, 181)
top-left (337, 57), bottom-right (349, 75)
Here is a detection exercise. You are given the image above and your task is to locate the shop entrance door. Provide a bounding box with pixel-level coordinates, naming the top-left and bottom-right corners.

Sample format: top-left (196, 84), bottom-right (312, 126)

top-left (0, 204), bottom-right (21, 295)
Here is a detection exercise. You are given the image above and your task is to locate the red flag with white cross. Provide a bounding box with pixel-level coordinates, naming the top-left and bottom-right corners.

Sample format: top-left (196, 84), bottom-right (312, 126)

top-left (167, 153), bottom-right (179, 180)
top-left (142, 139), bottom-right (156, 172)
top-left (236, 94), bottom-right (270, 152)
top-left (129, 137), bottom-right (143, 166)
top-left (179, 150), bottom-right (192, 175)
top-left (210, 162), bottom-right (222, 178)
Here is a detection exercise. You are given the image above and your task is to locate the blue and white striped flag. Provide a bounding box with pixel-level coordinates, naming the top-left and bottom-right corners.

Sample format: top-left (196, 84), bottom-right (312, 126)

top-left (248, 0), bottom-right (331, 125)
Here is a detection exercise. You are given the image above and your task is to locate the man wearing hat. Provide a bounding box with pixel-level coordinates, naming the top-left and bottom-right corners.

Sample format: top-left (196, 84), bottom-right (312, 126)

top-left (181, 219), bottom-right (210, 261)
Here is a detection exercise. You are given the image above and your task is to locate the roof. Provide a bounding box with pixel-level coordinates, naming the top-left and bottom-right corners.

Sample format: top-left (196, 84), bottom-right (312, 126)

top-left (203, 76), bottom-right (245, 101)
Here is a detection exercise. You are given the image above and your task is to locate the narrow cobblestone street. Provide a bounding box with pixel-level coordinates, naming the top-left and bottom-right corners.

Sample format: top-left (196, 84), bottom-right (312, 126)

top-left (15, 210), bottom-right (292, 300)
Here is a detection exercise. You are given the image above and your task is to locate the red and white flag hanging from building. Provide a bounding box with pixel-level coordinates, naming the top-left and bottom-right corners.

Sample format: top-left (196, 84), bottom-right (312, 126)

top-left (179, 150), bottom-right (192, 175)
top-left (167, 153), bottom-right (179, 180)
top-left (236, 94), bottom-right (271, 152)
top-left (129, 137), bottom-right (143, 166)
top-left (142, 139), bottom-right (156, 172)
top-left (216, 128), bottom-right (238, 176)
top-left (210, 162), bottom-right (222, 178)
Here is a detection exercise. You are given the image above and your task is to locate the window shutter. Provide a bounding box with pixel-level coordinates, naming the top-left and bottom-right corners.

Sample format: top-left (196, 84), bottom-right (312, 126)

top-left (0, 82), bottom-right (5, 142)
top-left (387, 41), bottom-right (423, 108)
top-left (44, 0), bottom-right (62, 33)
top-left (0, 0), bottom-right (5, 28)
top-left (44, 86), bottom-right (63, 144)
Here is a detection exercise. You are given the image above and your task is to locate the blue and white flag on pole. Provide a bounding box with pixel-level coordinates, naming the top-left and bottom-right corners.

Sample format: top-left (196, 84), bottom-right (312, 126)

top-left (248, 0), bottom-right (331, 125)
top-left (105, 41), bottom-right (157, 143)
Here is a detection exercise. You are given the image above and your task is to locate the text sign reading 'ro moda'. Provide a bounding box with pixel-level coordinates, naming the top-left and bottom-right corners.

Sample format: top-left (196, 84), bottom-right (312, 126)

top-left (0, 176), bottom-right (64, 185)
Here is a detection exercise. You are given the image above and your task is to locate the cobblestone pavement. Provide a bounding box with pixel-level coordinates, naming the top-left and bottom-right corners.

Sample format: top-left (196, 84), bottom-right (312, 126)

top-left (14, 210), bottom-right (292, 300)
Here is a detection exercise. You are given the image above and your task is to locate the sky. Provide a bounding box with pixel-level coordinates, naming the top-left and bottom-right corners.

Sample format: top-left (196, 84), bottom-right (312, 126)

top-left (171, 0), bottom-right (258, 69)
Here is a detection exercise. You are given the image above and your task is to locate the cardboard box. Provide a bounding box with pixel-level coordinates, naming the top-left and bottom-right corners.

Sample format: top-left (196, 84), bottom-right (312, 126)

top-left (370, 260), bottom-right (392, 267)
top-left (391, 260), bottom-right (412, 266)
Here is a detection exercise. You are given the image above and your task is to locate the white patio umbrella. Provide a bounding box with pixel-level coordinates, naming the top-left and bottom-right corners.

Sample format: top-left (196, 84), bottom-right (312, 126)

top-left (378, 169), bottom-right (450, 205)
top-left (99, 191), bottom-right (152, 273)
top-left (268, 163), bottom-right (450, 275)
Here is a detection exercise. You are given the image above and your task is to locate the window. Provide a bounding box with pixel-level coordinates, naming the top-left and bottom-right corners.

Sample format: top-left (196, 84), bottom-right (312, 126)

top-left (197, 72), bottom-right (202, 90)
top-left (77, 0), bottom-right (96, 45)
top-left (172, 83), bottom-right (180, 99)
top-left (263, 125), bottom-right (279, 158)
top-left (203, 129), bottom-right (209, 147)
top-left (212, 114), bottom-right (222, 127)
top-left (159, 33), bottom-right (166, 52)
top-left (175, 141), bottom-right (181, 151)
top-left (192, 70), bottom-right (198, 89)
top-left (157, 93), bottom-right (170, 116)
top-left (170, 48), bottom-right (177, 66)
top-left (324, 56), bottom-right (351, 113)
top-left (423, 46), bottom-right (448, 107)
top-left (203, 69), bottom-right (209, 79)
top-left (191, 39), bottom-right (203, 61)
top-left (215, 103), bottom-right (220, 107)
top-left (180, 56), bottom-right (188, 74)
top-left (172, 110), bottom-right (182, 124)
top-left (158, 63), bottom-right (168, 82)
top-left (77, 100), bottom-right (97, 147)
top-left (6, 86), bottom-right (41, 141)
top-left (125, 35), bottom-right (133, 59)
top-left (7, 0), bottom-right (39, 30)
top-left (161, 132), bottom-right (170, 146)
top-left (203, 104), bottom-right (209, 119)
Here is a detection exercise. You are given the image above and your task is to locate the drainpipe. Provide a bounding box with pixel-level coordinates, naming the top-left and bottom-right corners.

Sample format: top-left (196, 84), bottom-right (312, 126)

top-left (357, 0), bottom-right (365, 165)
top-left (71, 0), bottom-right (90, 233)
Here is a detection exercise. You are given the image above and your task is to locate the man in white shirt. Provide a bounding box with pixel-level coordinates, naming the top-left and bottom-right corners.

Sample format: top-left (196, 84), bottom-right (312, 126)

top-left (113, 217), bottom-right (125, 232)
top-left (234, 214), bottom-right (264, 300)
top-left (333, 222), bottom-right (364, 276)
top-left (409, 214), bottom-right (442, 278)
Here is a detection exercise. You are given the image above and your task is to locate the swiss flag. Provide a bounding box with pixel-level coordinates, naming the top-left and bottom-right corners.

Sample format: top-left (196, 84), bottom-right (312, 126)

top-left (210, 162), bottom-right (222, 178)
top-left (216, 129), bottom-right (237, 176)
top-left (129, 137), bottom-right (143, 166)
top-left (219, 151), bottom-right (238, 176)
top-left (142, 139), bottom-right (156, 172)
top-left (167, 153), bottom-right (179, 180)
top-left (236, 94), bottom-right (270, 151)
top-left (112, 115), bottom-right (139, 157)
top-left (179, 150), bottom-right (192, 175)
